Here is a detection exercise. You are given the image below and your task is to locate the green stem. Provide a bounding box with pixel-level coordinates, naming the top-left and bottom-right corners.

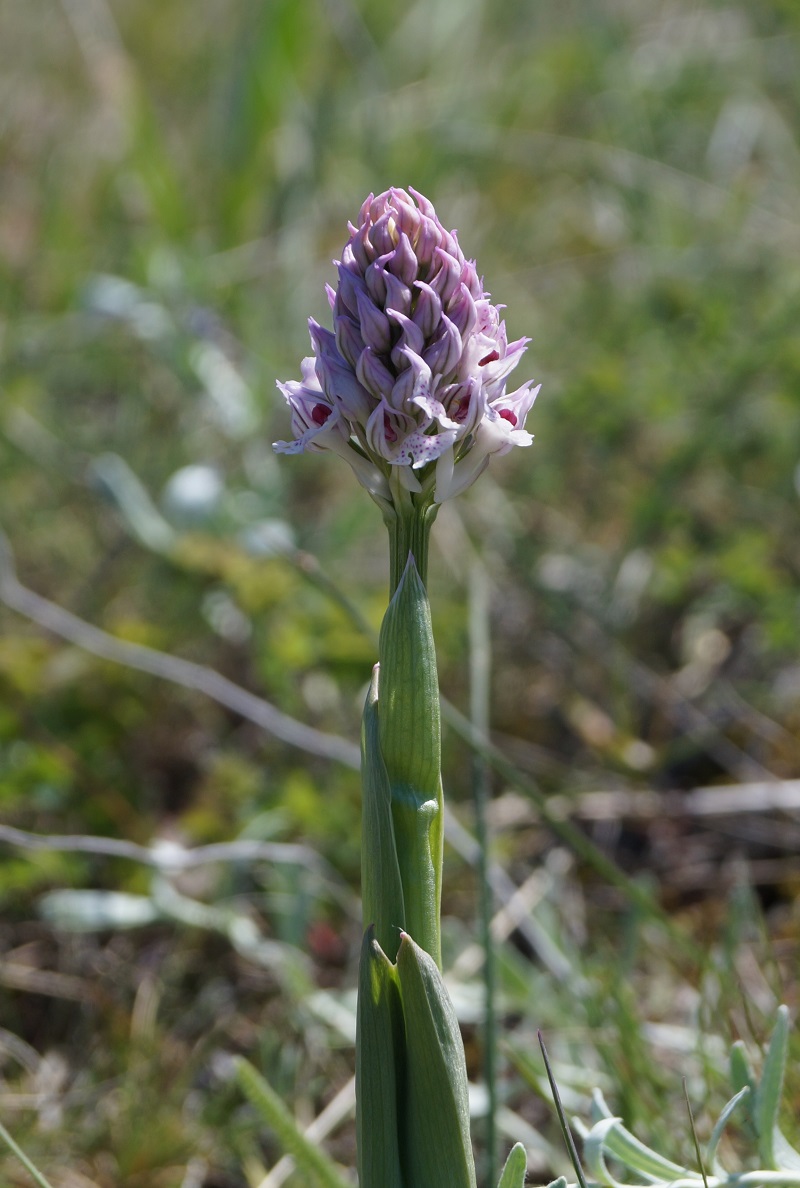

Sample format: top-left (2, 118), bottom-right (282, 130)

top-left (385, 480), bottom-right (439, 596)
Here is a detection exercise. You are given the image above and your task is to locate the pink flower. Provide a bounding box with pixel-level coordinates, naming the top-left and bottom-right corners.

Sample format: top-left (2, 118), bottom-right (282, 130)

top-left (275, 187), bottom-right (538, 505)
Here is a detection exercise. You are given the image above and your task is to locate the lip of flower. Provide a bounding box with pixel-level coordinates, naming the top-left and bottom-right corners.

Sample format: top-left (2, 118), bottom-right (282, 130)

top-left (273, 372), bottom-right (340, 455)
top-left (366, 400), bottom-right (458, 472)
top-left (274, 375), bottom-right (391, 501)
top-left (479, 337), bottom-right (530, 390)
top-left (273, 186), bottom-right (538, 504)
top-left (488, 382), bottom-right (541, 450)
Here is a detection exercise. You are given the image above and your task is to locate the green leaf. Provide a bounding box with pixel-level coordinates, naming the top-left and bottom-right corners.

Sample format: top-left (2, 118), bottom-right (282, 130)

top-left (356, 929), bottom-right (405, 1188)
top-left (497, 1141), bottom-right (528, 1188)
top-left (730, 1040), bottom-right (758, 1141)
top-left (730, 1039), bottom-right (755, 1093)
top-left (582, 1117), bottom-right (629, 1188)
top-left (706, 1085), bottom-right (749, 1176)
top-left (755, 1004), bottom-right (790, 1168)
top-left (597, 1117), bottom-right (690, 1182)
top-left (587, 1093), bottom-right (689, 1182)
top-left (378, 554), bottom-right (441, 795)
top-left (360, 665), bottom-right (406, 960)
top-left (396, 932), bottom-right (477, 1188)
top-left (378, 554), bottom-right (443, 965)
top-left (234, 1058), bottom-right (351, 1188)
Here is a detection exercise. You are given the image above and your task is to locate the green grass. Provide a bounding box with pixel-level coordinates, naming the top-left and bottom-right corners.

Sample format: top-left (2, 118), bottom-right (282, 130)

top-left (1, 0), bottom-right (799, 1184)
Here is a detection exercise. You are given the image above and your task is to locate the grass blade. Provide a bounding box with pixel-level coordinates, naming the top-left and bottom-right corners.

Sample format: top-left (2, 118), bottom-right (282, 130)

top-left (0, 1121), bottom-right (56, 1188)
top-left (538, 1031), bottom-right (589, 1188)
top-left (234, 1058), bottom-right (352, 1188)
top-left (683, 1078), bottom-right (709, 1188)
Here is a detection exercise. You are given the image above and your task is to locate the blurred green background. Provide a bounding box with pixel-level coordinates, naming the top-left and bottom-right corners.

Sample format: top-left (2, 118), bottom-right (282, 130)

top-left (1, 0), bottom-right (799, 1184)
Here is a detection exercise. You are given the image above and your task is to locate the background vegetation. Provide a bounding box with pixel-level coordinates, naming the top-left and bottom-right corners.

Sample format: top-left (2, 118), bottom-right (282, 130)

top-left (1, 0), bottom-right (799, 1184)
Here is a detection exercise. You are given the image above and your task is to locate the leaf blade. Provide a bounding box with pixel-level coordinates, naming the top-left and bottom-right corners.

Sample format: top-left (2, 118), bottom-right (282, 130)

top-left (397, 932), bottom-right (477, 1188)
top-left (497, 1141), bottom-right (528, 1188)
top-left (356, 929), bottom-right (405, 1188)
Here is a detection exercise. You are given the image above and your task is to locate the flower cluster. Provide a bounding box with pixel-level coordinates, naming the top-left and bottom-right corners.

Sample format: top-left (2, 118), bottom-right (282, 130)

top-left (274, 187), bottom-right (539, 505)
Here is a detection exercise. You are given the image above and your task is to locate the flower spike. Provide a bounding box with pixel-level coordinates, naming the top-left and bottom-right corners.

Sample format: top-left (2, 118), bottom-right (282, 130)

top-left (275, 187), bottom-right (538, 508)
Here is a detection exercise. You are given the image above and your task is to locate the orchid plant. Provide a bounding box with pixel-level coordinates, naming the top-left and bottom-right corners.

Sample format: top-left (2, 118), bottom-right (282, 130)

top-left (1, 189), bottom-right (795, 1188)
top-left (275, 186), bottom-right (539, 591)
top-left (275, 187), bottom-right (538, 1187)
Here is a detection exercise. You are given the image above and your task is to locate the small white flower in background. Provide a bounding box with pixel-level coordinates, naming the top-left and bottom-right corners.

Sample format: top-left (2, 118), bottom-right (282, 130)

top-left (274, 187), bottom-right (539, 505)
